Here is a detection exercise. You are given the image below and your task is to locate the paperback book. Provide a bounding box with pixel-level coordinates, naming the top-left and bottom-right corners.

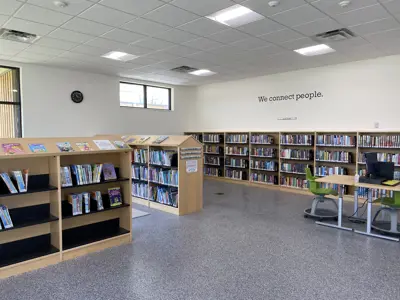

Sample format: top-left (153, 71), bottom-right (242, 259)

top-left (153, 136), bottom-right (169, 144)
top-left (60, 166), bottom-right (73, 187)
top-left (11, 170), bottom-right (27, 192)
top-left (28, 143), bottom-right (47, 153)
top-left (113, 140), bottom-right (129, 149)
top-left (0, 173), bottom-right (18, 194)
top-left (93, 140), bottom-right (116, 150)
top-left (0, 205), bottom-right (13, 229)
top-left (108, 187), bottom-right (122, 207)
top-left (91, 191), bottom-right (104, 211)
top-left (137, 136), bottom-right (150, 144)
top-left (103, 163), bottom-right (117, 181)
top-left (76, 142), bottom-right (93, 151)
top-left (82, 192), bottom-right (90, 213)
top-left (2, 143), bottom-right (24, 155)
top-left (68, 194), bottom-right (83, 216)
top-left (56, 142), bottom-right (74, 152)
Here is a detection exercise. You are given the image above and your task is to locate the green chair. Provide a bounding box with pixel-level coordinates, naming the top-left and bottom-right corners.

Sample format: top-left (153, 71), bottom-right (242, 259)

top-left (304, 168), bottom-right (339, 220)
top-left (372, 192), bottom-right (400, 235)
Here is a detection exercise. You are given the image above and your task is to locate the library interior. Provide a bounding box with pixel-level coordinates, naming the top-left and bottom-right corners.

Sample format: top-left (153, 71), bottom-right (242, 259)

top-left (1, 0), bottom-right (400, 299)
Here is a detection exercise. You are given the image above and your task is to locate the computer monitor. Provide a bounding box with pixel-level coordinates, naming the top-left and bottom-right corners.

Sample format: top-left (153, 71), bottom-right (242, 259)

top-left (365, 152), bottom-right (378, 177)
top-left (376, 162), bottom-right (394, 180)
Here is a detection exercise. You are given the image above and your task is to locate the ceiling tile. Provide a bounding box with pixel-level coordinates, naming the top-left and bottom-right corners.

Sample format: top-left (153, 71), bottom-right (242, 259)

top-left (259, 29), bottom-right (304, 43)
top-left (49, 28), bottom-right (95, 43)
top-left (62, 18), bottom-right (113, 36)
top-left (23, 44), bottom-right (65, 56)
top-left (123, 18), bottom-right (171, 36)
top-left (164, 45), bottom-right (200, 56)
top-left (142, 50), bottom-right (181, 61)
top-left (349, 17), bottom-right (400, 36)
top-left (154, 28), bottom-right (199, 43)
top-left (127, 56), bottom-right (161, 66)
top-left (126, 44), bottom-right (155, 56)
top-left (280, 37), bottom-right (319, 50)
top-left (310, 0), bottom-right (379, 16)
top-left (71, 44), bottom-right (108, 56)
top-left (79, 4), bottom-right (135, 26)
top-left (35, 37), bottom-right (79, 50)
top-left (208, 29), bottom-right (250, 43)
top-left (131, 37), bottom-right (175, 50)
top-left (143, 4), bottom-right (199, 27)
top-left (230, 37), bottom-right (272, 50)
top-left (242, 0), bottom-right (306, 17)
top-left (99, 0), bottom-right (165, 16)
top-left (85, 37), bottom-right (128, 49)
top-left (182, 37), bottom-right (224, 50)
top-left (334, 4), bottom-right (390, 26)
top-left (0, 14), bottom-right (10, 27)
top-left (0, 0), bottom-right (23, 15)
top-left (364, 28), bottom-right (400, 44)
top-left (4, 18), bottom-right (56, 36)
top-left (381, 0), bottom-right (400, 15)
top-left (245, 44), bottom-right (286, 58)
top-left (293, 17), bottom-right (341, 36)
top-left (186, 51), bottom-right (223, 64)
top-left (27, 0), bottom-right (94, 15)
top-left (326, 36), bottom-right (370, 51)
top-left (237, 18), bottom-right (284, 36)
top-left (269, 4), bottom-right (326, 27)
top-left (171, 0), bottom-right (236, 16)
top-left (101, 28), bottom-right (146, 44)
top-left (15, 51), bottom-right (54, 61)
top-left (14, 4), bottom-right (72, 26)
top-left (0, 39), bottom-right (30, 56)
top-left (177, 18), bottom-right (228, 36)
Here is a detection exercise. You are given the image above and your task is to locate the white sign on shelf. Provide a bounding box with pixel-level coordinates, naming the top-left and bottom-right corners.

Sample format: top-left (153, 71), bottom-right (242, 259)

top-left (186, 160), bottom-right (198, 173)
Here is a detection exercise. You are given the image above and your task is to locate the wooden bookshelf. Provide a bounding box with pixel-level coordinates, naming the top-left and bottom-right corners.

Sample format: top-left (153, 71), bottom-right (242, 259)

top-left (225, 132), bottom-right (249, 181)
top-left (202, 132), bottom-right (224, 178)
top-left (0, 137), bottom-right (132, 279)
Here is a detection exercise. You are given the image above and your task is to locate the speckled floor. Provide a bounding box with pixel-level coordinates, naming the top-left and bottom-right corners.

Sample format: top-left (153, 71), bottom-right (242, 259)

top-left (1, 180), bottom-right (400, 300)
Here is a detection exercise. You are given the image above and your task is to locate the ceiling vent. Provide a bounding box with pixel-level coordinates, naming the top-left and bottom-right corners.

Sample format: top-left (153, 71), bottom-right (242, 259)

top-left (314, 28), bottom-right (355, 42)
top-left (170, 66), bottom-right (198, 73)
top-left (0, 28), bottom-right (40, 44)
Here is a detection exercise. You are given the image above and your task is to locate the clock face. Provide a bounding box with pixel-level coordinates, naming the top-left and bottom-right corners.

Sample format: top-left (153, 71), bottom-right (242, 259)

top-left (71, 91), bottom-right (84, 103)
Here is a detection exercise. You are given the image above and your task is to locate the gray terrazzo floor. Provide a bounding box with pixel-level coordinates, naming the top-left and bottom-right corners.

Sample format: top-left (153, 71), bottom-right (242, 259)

top-left (1, 179), bottom-right (400, 299)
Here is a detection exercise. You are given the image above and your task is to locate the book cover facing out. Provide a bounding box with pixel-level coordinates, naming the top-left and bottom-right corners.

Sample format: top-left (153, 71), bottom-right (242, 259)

top-left (2, 143), bottom-right (24, 155)
top-left (113, 141), bottom-right (129, 149)
top-left (29, 143), bottom-right (47, 153)
top-left (103, 163), bottom-right (117, 181)
top-left (108, 187), bottom-right (122, 207)
top-left (93, 140), bottom-right (116, 150)
top-left (76, 142), bottom-right (93, 151)
top-left (56, 142), bottom-right (74, 152)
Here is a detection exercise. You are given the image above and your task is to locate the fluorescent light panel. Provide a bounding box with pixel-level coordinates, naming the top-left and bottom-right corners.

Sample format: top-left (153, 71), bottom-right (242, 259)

top-left (207, 4), bottom-right (264, 27)
top-left (102, 51), bottom-right (138, 62)
top-left (294, 44), bottom-right (335, 56)
top-left (189, 69), bottom-right (216, 76)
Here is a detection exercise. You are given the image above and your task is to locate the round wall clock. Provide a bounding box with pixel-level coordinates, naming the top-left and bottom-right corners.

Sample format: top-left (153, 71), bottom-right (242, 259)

top-left (71, 90), bottom-right (84, 103)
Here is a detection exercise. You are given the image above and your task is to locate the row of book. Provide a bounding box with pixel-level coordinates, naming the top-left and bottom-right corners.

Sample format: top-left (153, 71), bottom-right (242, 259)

top-left (251, 173), bottom-right (276, 184)
top-left (150, 150), bottom-right (176, 167)
top-left (203, 134), bottom-right (221, 143)
top-left (150, 186), bottom-right (178, 207)
top-left (132, 166), bottom-right (148, 181)
top-left (251, 148), bottom-right (276, 157)
top-left (250, 160), bottom-right (277, 171)
top-left (149, 168), bottom-right (178, 186)
top-left (226, 134), bottom-right (248, 143)
top-left (204, 156), bottom-right (221, 165)
top-left (280, 176), bottom-right (308, 189)
top-left (132, 183), bottom-right (149, 199)
top-left (0, 170), bottom-right (28, 194)
top-left (204, 145), bottom-right (223, 154)
top-left (280, 134), bottom-right (313, 145)
top-left (225, 158), bottom-right (247, 168)
top-left (319, 183), bottom-right (340, 192)
top-left (204, 167), bottom-right (222, 177)
top-left (61, 163), bottom-right (116, 187)
top-left (189, 134), bottom-right (202, 142)
top-left (316, 135), bottom-right (356, 147)
top-left (226, 146), bottom-right (248, 156)
top-left (315, 166), bottom-right (347, 177)
top-left (226, 169), bottom-right (246, 180)
top-left (250, 134), bottom-right (274, 145)
top-left (0, 205), bottom-right (13, 229)
top-left (360, 152), bottom-right (400, 165)
top-left (358, 135), bottom-right (400, 148)
top-left (357, 187), bottom-right (393, 199)
top-left (280, 149), bottom-right (313, 160)
top-left (133, 149), bottom-right (148, 164)
top-left (315, 150), bottom-right (352, 163)
top-left (280, 163), bottom-right (307, 174)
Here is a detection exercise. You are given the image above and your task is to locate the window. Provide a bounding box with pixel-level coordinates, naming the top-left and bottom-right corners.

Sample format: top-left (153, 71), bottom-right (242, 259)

top-left (0, 66), bottom-right (22, 138)
top-left (120, 82), bottom-right (171, 110)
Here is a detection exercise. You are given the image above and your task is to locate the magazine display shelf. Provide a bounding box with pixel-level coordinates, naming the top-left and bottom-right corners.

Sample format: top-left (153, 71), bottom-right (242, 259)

top-left (99, 135), bottom-right (203, 216)
top-left (0, 137), bottom-right (132, 279)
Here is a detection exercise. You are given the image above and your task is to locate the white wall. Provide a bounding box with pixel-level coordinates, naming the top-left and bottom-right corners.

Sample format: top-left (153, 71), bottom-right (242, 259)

top-left (193, 55), bottom-right (400, 132)
top-left (0, 60), bottom-right (195, 137)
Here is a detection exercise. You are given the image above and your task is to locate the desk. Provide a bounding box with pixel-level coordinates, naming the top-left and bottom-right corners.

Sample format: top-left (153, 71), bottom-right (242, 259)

top-left (315, 175), bottom-right (400, 242)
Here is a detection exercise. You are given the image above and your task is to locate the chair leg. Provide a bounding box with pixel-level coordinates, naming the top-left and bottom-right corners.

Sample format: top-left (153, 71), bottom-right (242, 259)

top-left (390, 210), bottom-right (398, 233)
top-left (310, 197), bottom-right (320, 215)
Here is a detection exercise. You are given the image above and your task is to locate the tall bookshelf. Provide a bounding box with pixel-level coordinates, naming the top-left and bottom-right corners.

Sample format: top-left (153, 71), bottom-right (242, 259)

top-left (225, 132), bottom-right (249, 181)
top-left (116, 135), bottom-right (203, 216)
top-left (203, 132), bottom-right (224, 178)
top-left (0, 137), bottom-right (132, 279)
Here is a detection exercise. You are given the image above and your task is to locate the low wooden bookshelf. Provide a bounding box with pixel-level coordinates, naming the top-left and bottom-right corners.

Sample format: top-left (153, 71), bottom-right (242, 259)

top-left (0, 137), bottom-right (132, 279)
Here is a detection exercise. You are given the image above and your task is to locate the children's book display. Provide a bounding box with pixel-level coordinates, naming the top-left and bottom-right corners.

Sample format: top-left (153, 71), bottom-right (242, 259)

top-left (2, 143), bottom-right (24, 155)
top-left (103, 163), bottom-right (117, 181)
top-left (113, 141), bottom-right (129, 149)
top-left (150, 150), bottom-right (176, 167)
top-left (65, 164), bottom-right (104, 186)
top-left (56, 142), bottom-right (74, 152)
top-left (108, 187), bottom-right (122, 207)
top-left (28, 144), bottom-right (47, 153)
top-left (76, 142), bottom-right (93, 151)
top-left (0, 170), bottom-right (29, 194)
top-left (137, 136), bottom-right (150, 144)
top-left (93, 140), bottom-right (116, 150)
top-left (153, 136), bottom-right (169, 144)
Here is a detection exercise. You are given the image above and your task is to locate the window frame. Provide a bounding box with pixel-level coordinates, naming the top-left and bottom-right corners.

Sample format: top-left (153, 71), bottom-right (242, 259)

top-left (0, 65), bottom-right (22, 138)
top-left (120, 81), bottom-right (172, 111)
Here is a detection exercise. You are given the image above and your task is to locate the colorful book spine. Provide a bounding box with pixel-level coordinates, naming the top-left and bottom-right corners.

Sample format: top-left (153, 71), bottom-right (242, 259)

top-left (251, 134), bottom-right (274, 144)
top-left (280, 149), bottom-right (312, 160)
top-left (203, 134), bottom-right (221, 143)
top-left (250, 160), bottom-right (277, 171)
top-left (0, 205), bottom-right (13, 229)
top-left (204, 156), bottom-right (220, 165)
top-left (280, 176), bottom-right (308, 189)
top-left (0, 173), bottom-right (18, 194)
top-left (280, 135), bottom-right (313, 145)
top-left (11, 170), bottom-right (27, 192)
top-left (226, 134), bottom-right (248, 143)
top-left (315, 150), bottom-right (351, 163)
top-left (225, 146), bottom-right (248, 156)
top-left (132, 183), bottom-right (149, 199)
top-left (251, 173), bottom-right (276, 184)
top-left (316, 135), bottom-right (355, 146)
top-left (251, 148), bottom-right (276, 157)
top-left (280, 163), bottom-right (307, 174)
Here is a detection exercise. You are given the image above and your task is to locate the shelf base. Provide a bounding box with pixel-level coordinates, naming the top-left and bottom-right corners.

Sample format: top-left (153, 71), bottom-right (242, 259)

top-left (149, 201), bottom-right (179, 215)
top-left (132, 196), bottom-right (150, 207)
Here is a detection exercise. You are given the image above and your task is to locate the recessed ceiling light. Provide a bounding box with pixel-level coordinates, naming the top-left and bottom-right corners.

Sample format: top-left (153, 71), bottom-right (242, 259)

top-left (207, 4), bottom-right (265, 28)
top-left (189, 69), bottom-right (217, 76)
top-left (294, 44), bottom-right (335, 56)
top-left (101, 51), bottom-right (138, 62)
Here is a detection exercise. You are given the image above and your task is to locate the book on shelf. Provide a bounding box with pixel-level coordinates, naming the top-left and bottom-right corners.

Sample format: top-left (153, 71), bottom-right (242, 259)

top-left (61, 166), bottom-right (73, 187)
top-left (149, 168), bottom-right (179, 186)
top-left (68, 194), bottom-right (83, 216)
top-left (108, 187), bottom-right (122, 207)
top-left (251, 173), bottom-right (276, 184)
top-left (133, 149), bottom-right (148, 164)
top-left (28, 143), bottom-right (47, 153)
top-left (204, 145), bottom-right (223, 154)
top-left (132, 182), bottom-right (149, 199)
top-left (91, 191), bottom-right (104, 211)
top-left (10, 170), bottom-right (27, 192)
top-left (226, 134), bottom-right (248, 143)
top-left (358, 135), bottom-right (400, 148)
top-left (251, 148), bottom-right (276, 157)
top-left (225, 158), bottom-right (247, 168)
top-left (280, 134), bottom-right (313, 145)
top-left (137, 136), bottom-right (151, 144)
top-left (113, 140), bottom-right (130, 149)
top-left (251, 134), bottom-right (274, 145)
top-left (204, 156), bottom-right (220, 166)
top-left (23, 169), bottom-right (29, 190)
top-left (2, 143), bottom-right (25, 155)
top-left (316, 135), bottom-right (355, 147)
top-left (76, 142), bottom-right (93, 151)
top-left (225, 146), bottom-right (248, 156)
top-left (56, 142), bottom-right (74, 152)
top-left (280, 149), bottom-right (312, 160)
top-left (225, 169), bottom-right (246, 180)
top-left (103, 163), bottom-right (117, 181)
top-left (203, 134), bottom-right (221, 143)
top-left (280, 163), bottom-right (307, 174)
top-left (132, 165), bottom-right (148, 181)
top-left (153, 136), bottom-right (169, 144)
top-left (93, 140), bottom-right (116, 150)
top-left (315, 150), bottom-right (351, 163)
top-left (82, 192), bottom-right (90, 213)
top-left (204, 167), bottom-right (222, 177)
top-left (149, 186), bottom-right (178, 207)
top-left (280, 176), bottom-right (308, 189)
top-left (250, 160), bottom-right (277, 171)
top-left (359, 152), bottom-right (400, 165)
top-left (150, 150), bottom-right (177, 167)
top-left (0, 173), bottom-right (18, 194)
top-left (0, 205), bottom-right (13, 229)
top-left (315, 166), bottom-right (347, 176)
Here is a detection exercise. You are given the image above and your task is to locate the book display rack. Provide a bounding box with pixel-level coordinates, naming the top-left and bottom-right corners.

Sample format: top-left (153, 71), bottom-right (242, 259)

top-left (0, 137), bottom-right (132, 279)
